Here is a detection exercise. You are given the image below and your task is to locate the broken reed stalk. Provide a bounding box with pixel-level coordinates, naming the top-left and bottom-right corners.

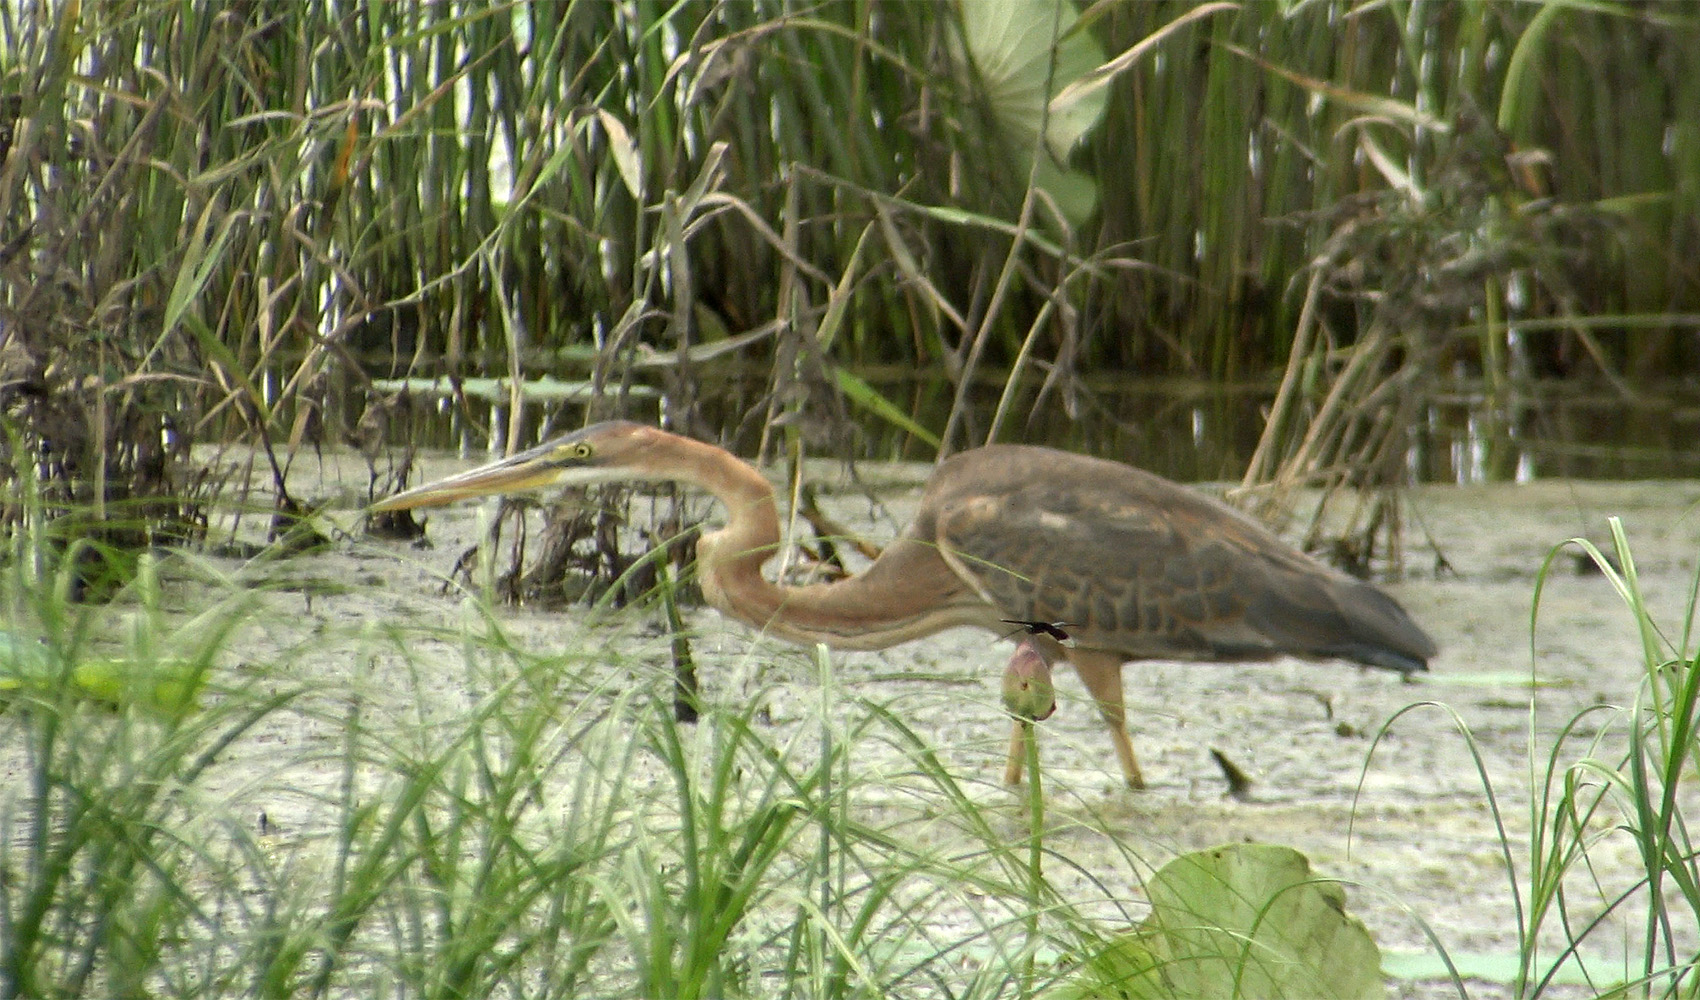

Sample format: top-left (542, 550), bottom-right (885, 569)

top-left (1236, 305), bottom-right (1424, 573)
top-left (1242, 268), bottom-right (1328, 496)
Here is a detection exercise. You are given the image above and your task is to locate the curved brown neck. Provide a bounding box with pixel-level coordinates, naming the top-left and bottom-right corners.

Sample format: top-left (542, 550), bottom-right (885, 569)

top-left (672, 437), bottom-right (981, 650)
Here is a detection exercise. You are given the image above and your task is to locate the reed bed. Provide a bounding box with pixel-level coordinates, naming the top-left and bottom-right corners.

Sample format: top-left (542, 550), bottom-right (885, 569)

top-left (6, 5), bottom-right (1700, 996)
top-left (0, 3), bottom-right (1693, 496)
top-left (1, 467), bottom-right (1698, 998)
top-left (0, 507), bottom-right (1124, 999)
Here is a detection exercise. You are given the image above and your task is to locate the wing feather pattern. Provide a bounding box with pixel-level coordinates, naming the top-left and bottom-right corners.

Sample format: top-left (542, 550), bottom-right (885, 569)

top-left (925, 445), bottom-right (1433, 671)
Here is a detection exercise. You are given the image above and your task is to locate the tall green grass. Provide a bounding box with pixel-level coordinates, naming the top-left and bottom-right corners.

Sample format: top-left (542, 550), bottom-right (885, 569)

top-left (1367, 518), bottom-right (1700, 998)
top-left (0, 537), bottom-right (291, 997)
top-left (0, 508), bottom-right (1134, 998)
top-left (3, 2), bottom-right (1694, 488)
top-left (2, 0), bottom-right (1696, 599)
top-left (13, 492), bottom-right (1700, 996)
top-left (1519, 520), bottom-right (1700, 997)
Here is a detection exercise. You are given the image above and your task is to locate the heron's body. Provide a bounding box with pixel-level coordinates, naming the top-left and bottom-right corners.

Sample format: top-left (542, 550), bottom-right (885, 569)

top-left (373, 421), bottom-right (1436, 789)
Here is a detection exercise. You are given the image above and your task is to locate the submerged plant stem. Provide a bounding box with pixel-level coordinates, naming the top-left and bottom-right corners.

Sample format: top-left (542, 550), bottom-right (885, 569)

top-left (1022, 718), bottom-right (1043, 999)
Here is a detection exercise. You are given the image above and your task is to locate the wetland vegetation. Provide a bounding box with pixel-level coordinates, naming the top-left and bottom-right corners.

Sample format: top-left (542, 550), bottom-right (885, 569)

top-left (2, 2), bottom-right (1699, 996)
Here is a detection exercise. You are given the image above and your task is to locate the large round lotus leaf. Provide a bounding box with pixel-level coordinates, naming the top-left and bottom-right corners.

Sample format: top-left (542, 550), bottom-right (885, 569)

top-left (1058, 843), bottom-right (1383, 1000)
top-left (951, 0), bottom-right (1105, 226)
top-left (953, 0), bottom-right (1105, 159)
top-left (1, 631), bottom-right (204, 717)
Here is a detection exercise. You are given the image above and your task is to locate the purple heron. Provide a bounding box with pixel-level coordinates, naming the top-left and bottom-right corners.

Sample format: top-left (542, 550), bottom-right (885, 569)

top-left (371, 420), bottom-right (1435, 790)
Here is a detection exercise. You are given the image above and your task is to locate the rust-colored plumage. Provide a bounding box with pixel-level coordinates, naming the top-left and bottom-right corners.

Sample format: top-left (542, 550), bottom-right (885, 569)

top-left (372, 421), bottom-right (1435, 789)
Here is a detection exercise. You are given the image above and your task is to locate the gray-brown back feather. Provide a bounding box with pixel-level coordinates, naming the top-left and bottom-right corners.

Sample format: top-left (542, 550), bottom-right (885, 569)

top-left (924, 445), bottom-right (1435, 672)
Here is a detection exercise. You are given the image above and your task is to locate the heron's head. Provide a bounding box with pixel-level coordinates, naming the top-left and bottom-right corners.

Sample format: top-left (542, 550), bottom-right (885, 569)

top-left (370, 420), bottom-right (672, 512)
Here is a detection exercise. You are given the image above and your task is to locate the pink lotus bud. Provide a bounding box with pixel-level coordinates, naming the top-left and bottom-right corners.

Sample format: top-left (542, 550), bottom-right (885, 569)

top-left (1001, 639), bottom-right (1055, 722)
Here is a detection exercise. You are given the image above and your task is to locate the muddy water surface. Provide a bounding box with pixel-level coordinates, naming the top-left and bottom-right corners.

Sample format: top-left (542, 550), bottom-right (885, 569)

top-left (28, 451), bottom-right (1700, 997)
top-left (370, 455), bottom-right (1698, 994)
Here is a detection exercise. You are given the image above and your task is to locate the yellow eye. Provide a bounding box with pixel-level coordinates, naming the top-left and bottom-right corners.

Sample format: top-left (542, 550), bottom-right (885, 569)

top-left (551, 441), bottom-right (594, 464)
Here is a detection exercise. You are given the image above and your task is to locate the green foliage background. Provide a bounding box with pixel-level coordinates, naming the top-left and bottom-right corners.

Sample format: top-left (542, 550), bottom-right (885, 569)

top-left (4, 6), bottom-right (1700, 994)
top-left (0, 0), bottom-right (1695, 482)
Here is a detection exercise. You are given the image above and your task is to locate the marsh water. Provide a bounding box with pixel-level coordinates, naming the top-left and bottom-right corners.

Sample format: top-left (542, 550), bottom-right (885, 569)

top-left (218, 442), bottom-right (1700, 996)
top-left (365, 371), bottom-right (1700, 484)
top-left (312, 369), bottom-right (1700, 992)
top-left (10, 378), bottom-right (1700, 995)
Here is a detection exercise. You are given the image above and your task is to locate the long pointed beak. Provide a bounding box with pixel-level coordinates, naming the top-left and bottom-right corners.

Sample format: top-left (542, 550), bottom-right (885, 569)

top-left (369, 449), bottom-right (565, 512)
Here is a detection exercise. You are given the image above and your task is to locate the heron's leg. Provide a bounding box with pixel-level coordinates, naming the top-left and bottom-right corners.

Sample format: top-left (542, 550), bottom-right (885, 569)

top-left (1001, 640), bottom-right (1055, 786)
top-left (1069, 650), bottom-right (1145, 790)
top-left (1003, 721), bottom-right (1026, 785)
